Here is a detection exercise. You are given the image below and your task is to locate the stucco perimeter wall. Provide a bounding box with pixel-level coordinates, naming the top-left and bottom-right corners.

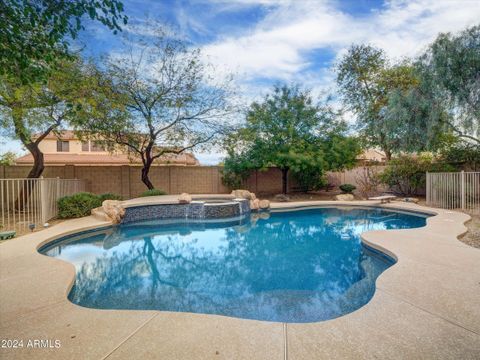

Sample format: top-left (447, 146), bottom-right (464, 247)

top-left (1, 165), bottom-right (385, 198)
top-left (1, 165), bottom-right (230, 197)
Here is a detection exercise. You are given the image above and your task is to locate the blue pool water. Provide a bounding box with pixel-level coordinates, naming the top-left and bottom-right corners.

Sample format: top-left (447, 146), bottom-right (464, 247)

top-left (42, 207), bottom-right (428, 322)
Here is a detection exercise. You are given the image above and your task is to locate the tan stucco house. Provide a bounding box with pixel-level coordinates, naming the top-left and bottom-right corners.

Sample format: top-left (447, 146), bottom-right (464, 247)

top-left (356, 149), bottom-right (387, 164)
top-left (15, 130), bottom-right (200, 166)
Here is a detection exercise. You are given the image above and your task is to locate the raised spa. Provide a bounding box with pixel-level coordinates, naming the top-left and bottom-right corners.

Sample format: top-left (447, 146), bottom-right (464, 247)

top-left (41, 206), bottom-right (428, 323)
top-left (121, 198), bottom-right (250, 223)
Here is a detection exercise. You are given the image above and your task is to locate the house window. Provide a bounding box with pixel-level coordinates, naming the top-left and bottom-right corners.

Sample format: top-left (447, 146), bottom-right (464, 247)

top-left (90, 141), bottom-right (104, 152)
top-left (81, 141), bottom-right (89, 152)
top-left (56, 140), bottom-right (69, 152)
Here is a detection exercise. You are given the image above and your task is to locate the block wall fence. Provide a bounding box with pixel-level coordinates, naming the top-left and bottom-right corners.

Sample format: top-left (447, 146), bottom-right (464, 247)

top-left (0, 165), bottom-right (384, 199)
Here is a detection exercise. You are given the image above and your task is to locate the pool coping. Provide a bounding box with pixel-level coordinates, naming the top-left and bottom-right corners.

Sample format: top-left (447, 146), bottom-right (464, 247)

top-left (1, 198), bottom-right (479, 359)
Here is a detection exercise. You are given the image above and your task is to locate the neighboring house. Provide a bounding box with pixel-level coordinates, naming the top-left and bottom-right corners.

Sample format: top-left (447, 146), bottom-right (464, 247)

top-left (15, 130), bottom-right (200, 166)
top-left (356, 149), bottom-right (387, 165)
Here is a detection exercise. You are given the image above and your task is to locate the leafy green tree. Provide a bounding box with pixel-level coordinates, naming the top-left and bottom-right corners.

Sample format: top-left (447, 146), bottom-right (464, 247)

top-left (223, 85), bottom-right (360, 194)
top-left (0, 58), bottom-right (90, 178)
top-left (416, 24), bottom-right (480, 144)
top-left (382, 24), bottom-right (480, 153)
top-left (75, 25), bottom-right (233, 190)
top-left (336, 45), bottom-right (418, 159)
top-left (0, 151), bottom-right (17, 165)
top-left (382, 74), bottom-right (450, 152)
top-left (0, 0), bottom-right (127, 83)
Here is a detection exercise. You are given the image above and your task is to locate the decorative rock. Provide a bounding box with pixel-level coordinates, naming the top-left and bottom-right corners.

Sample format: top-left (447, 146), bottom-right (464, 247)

top-left (250, 198), bottom-right (260, 210)
top-left (273, 194), bottom-right (290, 202)
top-left (231, 189), bottom-right (246, 198)
top-left (102, 200), bottom-right (125, 224)
top-left (335, 194), bottom-right (355, 201)
top-left (91, 207), bottom-right (111, 222)
top-left (259, 199), bottom-right (270, 209)
top-left (231, 189), bottom-right (256, 200)
top-left (404, 197), bottom-right (419, 203)
top-left (178, 193), bottom-right (192, 204)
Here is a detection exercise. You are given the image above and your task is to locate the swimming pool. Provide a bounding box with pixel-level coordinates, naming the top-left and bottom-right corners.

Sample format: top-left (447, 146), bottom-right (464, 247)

top-left (41, 206), bottom-right (428, 322)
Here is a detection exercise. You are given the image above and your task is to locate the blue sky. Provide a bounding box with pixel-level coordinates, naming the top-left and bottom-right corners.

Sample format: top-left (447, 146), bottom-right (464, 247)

top-left (2, 0), bottom-right (480, 164)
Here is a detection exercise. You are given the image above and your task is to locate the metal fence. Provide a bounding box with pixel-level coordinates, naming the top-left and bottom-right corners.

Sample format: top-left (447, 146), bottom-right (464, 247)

top-left (426, 171), bottom-right (480, 214)
top-left (0, 178), bottom-right (86, 233)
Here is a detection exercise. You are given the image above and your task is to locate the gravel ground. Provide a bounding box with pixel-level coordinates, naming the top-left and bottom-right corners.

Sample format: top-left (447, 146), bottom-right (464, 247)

top-left (0, 219), bottom-right (63, 244)
top-left (415, 198), bottom-right (480, 249)
top-left (459, 213), bottom-right (480, 249)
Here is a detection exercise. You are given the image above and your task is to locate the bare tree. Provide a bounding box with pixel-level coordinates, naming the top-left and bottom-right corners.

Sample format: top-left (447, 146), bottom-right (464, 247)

top-left (79, 24), bottom-right (234, 190)
top-left (355, 166), bottom-right (382, 198)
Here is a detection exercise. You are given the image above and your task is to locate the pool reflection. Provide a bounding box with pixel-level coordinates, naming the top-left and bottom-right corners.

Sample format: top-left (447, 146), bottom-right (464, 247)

top-left (43, 207), bottom-right (427, 322)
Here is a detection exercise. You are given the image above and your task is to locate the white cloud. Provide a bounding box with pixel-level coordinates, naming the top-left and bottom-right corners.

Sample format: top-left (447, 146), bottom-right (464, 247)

top-left (190, 0), bottom-right (480, 164)
top-left (201, 0), bottom-right (480, 84)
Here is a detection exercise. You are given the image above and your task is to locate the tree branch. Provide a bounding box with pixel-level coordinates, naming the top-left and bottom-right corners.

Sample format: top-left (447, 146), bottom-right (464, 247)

top-left (447, 121), bottom-right (480, 144)
top-left (151, 132), bottom-right (217, 160)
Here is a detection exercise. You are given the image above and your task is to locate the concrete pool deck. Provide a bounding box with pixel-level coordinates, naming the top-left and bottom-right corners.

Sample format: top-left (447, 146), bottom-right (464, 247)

top-left (0, 199), bottom-right (479, 359)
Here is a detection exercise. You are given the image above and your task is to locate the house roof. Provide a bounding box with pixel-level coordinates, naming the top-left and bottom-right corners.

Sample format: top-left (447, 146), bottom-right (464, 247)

top-left (356, 149), bottom-right (386, 161)
top-left (27, 130), bottom-right (200, 165)
top-left (32, 130), bottom-right (77, 140)
top-left (15, 153), bottom-right (200, 166)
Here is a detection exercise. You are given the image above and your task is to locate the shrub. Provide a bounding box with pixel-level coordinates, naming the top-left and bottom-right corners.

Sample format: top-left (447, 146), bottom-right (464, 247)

top-left (221, 153), bottom-right (255, 189)
top-left (292, 168), bottom-right (328, 192)
top-left (355, 166), bottom-right (382, 198)
top-left (139, 189), bottom-right (167, 197)
top-left (440, 140), bottom-right (480, 171)
top-left (339, 183), bottom-right (356, 193)
top-left (379, 153), bottom-right (454, 195)
top-left (98, 193), bottom-right (123, 202)
top-left (57, 192), bottom-right (102, 219)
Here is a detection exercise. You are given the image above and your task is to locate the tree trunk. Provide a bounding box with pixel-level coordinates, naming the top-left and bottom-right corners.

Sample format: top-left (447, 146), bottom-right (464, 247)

top-left (384, 148), bottom-right (392, 161)
top-left (281, 167), bottom-right (289, 195)
top-left (12, 108), bottom-right (46, 179)
top-left (11, 108), bottom-right (53, 211)
top-left (14, 142), bottom-right (45, 211)
top-left (141, 160), bottom-right (155, 190)
top-left (25, 142), bottom-right (45, 178)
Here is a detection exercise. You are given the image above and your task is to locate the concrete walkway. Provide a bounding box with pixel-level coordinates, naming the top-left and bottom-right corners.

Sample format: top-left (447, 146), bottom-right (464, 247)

top-left (0, 200), bottom-right (479, 359)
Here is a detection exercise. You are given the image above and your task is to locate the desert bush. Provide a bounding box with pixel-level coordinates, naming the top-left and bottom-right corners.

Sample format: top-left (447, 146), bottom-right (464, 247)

top-left (380, 153), bottom-right (454, 195)
top-left (355, 166), bottom-right (382, 198)
top-left (339, 183), bottom-right (356, 193)
top-left (98, 193), bottom-right (123, 202)
top-left (139, 189), bottom-right (167, 197)
top-left (57, 192), bottom-right (102, 219)
top-left (293, 169), bottom-right (328, 192)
